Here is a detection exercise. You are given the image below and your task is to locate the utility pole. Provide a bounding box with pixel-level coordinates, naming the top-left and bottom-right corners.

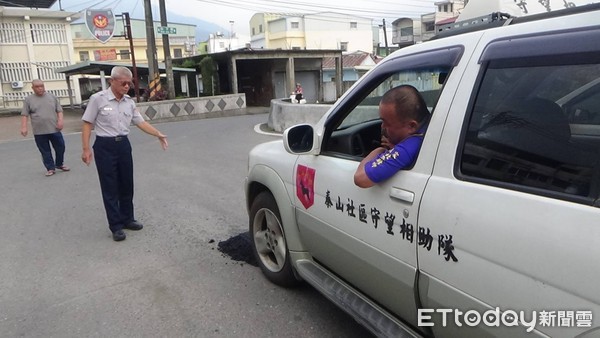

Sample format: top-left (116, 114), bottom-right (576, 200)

top-left (123, 13), bottom-right (140, 102)
top-left (143, 0), bottom-right (161, 99)
top-left (114, 13), bottom-right (139, 101)
top-left (382, 18), bottom-right (389, 56)
top-left (229, 20), bottom-right (234, 50)
top-left (159, 0), bottom-right (175, 99)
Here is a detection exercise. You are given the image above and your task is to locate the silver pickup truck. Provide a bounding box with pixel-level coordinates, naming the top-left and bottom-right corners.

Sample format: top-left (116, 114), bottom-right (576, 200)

top-left (245, 4), bottom-right (600, 337)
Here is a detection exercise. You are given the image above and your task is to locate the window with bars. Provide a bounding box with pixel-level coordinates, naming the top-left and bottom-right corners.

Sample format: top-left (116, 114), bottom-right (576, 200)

top-left (120, 49), bottom-right (130, 60)
top-left (80, 51), bottom-right (90, 61)
top-left (400, 26), bottom-right (414, 37)
top-left (0, 62), bottom-right (32, 82)
top-left (36, 61), bottom-right (68, 81)
top-left (30, 23), bottom-right (67, 44)
top-left (3, 89), bottom-right (69, 107)
top-left (0, 23), bottom-right (26, 44)
top-left (3, 91), bottom-right (31, 106)
top-left (1, 61), bottom-right (67, 83)
top-left (48, 89), bottom-right (69, 98)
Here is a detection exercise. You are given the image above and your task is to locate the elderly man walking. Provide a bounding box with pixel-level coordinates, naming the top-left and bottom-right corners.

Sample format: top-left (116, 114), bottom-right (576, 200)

top-left (20, 79), bottom-right (70, 177)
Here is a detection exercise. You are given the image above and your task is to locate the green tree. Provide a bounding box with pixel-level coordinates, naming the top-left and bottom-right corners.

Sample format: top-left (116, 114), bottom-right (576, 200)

top-left (180, 59), bottom-right (197, 69)
top-left (200, 56), bottom-right (219, 95)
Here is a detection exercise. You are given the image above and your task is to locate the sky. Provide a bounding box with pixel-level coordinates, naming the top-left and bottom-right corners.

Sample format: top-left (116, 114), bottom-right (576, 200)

top-left (51, 0), bottom-right (442, 37)
top-left (50, 0), bottom-right (597, 39)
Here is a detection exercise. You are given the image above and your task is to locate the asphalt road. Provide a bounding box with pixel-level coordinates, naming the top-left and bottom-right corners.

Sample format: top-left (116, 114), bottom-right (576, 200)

top-left (0, 113), bottom-right (373, 337)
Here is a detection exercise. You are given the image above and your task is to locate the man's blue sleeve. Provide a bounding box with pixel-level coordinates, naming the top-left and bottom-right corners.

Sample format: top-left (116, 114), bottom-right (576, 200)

top-left (364, 135), bottom-right (424, 183)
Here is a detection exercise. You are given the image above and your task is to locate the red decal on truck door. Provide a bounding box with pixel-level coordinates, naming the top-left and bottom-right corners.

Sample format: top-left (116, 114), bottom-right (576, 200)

top-left (296, 165), bottom-right (315, 209)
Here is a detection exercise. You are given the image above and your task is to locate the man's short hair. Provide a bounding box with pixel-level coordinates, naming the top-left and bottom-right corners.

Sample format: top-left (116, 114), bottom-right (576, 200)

top-left (380, 85), bottom-right (430, 123)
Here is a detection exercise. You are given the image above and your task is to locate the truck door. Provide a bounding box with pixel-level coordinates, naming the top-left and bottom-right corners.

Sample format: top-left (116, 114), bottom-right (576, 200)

top-left (293, 47), bottom-right (464, 330)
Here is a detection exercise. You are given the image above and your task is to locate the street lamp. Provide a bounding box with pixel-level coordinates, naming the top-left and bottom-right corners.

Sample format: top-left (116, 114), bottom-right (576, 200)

top-left (229, 20), bottom-right (234, 50)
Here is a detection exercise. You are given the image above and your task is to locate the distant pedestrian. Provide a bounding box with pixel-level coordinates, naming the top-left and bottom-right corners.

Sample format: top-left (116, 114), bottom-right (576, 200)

top-left (82, 66), bottom-right (168, 242)
top-left (292, 83), bottom-right (304, 103)
top-left (20, 79), bottom-right (70, 177)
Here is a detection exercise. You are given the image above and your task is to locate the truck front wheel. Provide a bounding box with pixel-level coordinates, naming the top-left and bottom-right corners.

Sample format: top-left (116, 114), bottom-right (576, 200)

top-left (249, 192), bottom-right (299, 287)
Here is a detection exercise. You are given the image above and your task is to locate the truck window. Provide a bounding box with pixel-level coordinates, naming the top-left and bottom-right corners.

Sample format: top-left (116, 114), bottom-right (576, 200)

top-left (324, 67), bottom-right (449, 158)
top-left (460, 55), bottom-right (600, 205)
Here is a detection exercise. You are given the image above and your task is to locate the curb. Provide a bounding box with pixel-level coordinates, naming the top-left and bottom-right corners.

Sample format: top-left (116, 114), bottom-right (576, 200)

top-left (254, 123), bottom-right (282, 137)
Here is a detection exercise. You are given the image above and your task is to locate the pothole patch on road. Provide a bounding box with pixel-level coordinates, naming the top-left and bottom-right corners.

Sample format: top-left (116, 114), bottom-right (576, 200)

top-left (217, 232), bottom-right (258, 267)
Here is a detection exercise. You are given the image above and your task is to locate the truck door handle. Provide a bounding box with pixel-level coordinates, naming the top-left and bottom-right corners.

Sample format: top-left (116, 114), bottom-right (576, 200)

top-left (390, 187), bottom-right (414, 203)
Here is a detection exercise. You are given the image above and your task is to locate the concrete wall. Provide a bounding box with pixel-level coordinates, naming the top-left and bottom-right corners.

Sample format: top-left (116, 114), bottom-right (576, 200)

top-left (138, 93), bottom-right (246, 121)
top-left (268, 97), bottom-right (383, 132)
top-left (268, 98), bottom-right (331, 132)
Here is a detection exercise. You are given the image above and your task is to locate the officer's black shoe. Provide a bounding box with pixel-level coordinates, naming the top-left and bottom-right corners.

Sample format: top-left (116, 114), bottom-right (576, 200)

top-left (123, 220), bottom-right (143, 231)
top-left (112, 229), bottom-right (126, 241)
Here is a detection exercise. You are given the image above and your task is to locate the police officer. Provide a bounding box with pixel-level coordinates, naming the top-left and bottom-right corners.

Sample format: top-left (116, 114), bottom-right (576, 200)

top-left (82, 66), bottom-right (168, 241)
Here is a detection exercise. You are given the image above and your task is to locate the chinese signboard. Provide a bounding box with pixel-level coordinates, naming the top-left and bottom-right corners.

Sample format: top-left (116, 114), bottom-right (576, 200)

top-left (94, 49), bottom-right (117, 61)
top-left (157, 26), bottom-right (177, 34)
top-left (86, 9), bottom-right (116, 43)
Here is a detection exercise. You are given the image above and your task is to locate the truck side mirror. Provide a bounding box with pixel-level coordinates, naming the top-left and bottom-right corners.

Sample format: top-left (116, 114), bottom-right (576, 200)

top-left (283, 124), bottom-right (318, 155)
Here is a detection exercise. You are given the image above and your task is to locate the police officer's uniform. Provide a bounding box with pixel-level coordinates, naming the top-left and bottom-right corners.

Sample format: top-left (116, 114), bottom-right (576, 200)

top-left (82, 88), bottom-right (144, 234)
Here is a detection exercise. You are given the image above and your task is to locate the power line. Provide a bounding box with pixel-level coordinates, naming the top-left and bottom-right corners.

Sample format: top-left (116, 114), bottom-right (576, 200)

top-left (67, 0), bottom-right (105, 9)
top-left (57, 0), bottom-right (120, 14)
top-left (130, 0), bottom-right (141, 16)
top-left (54, 0), bottom-right (438, 26)
top-left (192, 0), bottom-right (437, 19)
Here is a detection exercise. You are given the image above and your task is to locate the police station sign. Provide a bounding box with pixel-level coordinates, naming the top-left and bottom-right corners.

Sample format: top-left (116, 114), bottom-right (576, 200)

top-left (86, 9), bottom-right (116, 43)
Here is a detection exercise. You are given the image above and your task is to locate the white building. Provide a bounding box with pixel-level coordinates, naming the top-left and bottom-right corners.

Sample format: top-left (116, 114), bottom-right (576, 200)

top-left (205, 32), bottom-right (241, 53)
top-left (0, 6), bottom-right (80, 109)
top-left (250, 12), bottom-right (372, 52)
top-left (391, 0), bottom-right (465, 46)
